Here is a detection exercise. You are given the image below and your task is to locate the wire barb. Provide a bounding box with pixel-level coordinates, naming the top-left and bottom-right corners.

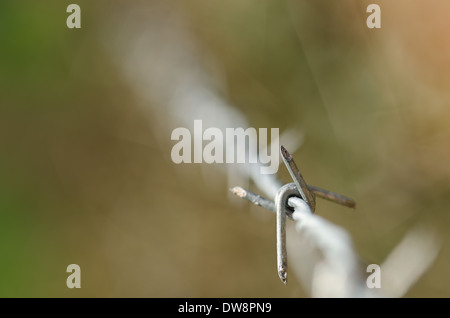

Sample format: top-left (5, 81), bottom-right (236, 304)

top-left (275, 183), bottom-right (301, 284)
top-left (229, 186), bottom-right (276, 214)
top-left (232, 145), bottom-right (356, 285)
top-left (308, 185), bottom-right (355, 208)
top-left (280, 145), bottom-right (316, 211)
top-left (230, 186), bottom-right (299, 221)
top-left (281, 145), bottom-right (356, 209)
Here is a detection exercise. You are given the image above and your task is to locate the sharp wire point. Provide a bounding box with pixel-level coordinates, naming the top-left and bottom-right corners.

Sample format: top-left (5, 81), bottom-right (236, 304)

top-left (229, 186), bottom-right (279, 215)
top-left (278, 270), bottom-right (287, 285)
top-left (308, 185), bottom-right (356, 208)
top-left (280, 145), bottom-right (316, 211)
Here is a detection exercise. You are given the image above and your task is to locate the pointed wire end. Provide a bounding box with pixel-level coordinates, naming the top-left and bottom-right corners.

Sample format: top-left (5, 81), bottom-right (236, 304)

top-left (338, 194), bottom-right (356, 209)
top-left (230, 186), bottom-right (246, 198)
top-left (278, 270), bottom-right (287, 285)
top-left (280, 145), bottom-right (292, 161)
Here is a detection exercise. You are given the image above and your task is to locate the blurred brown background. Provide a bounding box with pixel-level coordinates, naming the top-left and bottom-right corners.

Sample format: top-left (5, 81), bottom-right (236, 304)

top-left (0, 0), bottom-right (449, 297)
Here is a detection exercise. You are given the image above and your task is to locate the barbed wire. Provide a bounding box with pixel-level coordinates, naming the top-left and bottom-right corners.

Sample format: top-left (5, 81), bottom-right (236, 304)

top-left (106, 1), bottom-right (441, 297)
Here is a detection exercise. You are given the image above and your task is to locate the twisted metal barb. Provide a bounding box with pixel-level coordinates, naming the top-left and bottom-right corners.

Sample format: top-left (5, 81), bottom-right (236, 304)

top-left (230, 145), bottom-right (356, 284)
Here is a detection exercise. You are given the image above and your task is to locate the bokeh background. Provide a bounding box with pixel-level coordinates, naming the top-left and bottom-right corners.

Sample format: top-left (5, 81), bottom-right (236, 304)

top-left (1, 0), bottom-right (450, 297)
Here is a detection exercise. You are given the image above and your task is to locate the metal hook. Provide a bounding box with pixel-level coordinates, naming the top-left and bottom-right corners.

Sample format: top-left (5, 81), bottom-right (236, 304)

top-left (275, 182), bottom-right (300, 284)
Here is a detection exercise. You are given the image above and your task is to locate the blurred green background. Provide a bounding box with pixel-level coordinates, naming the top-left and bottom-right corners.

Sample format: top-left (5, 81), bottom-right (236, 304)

top-left (1, 0), bottom-right (450, 297)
